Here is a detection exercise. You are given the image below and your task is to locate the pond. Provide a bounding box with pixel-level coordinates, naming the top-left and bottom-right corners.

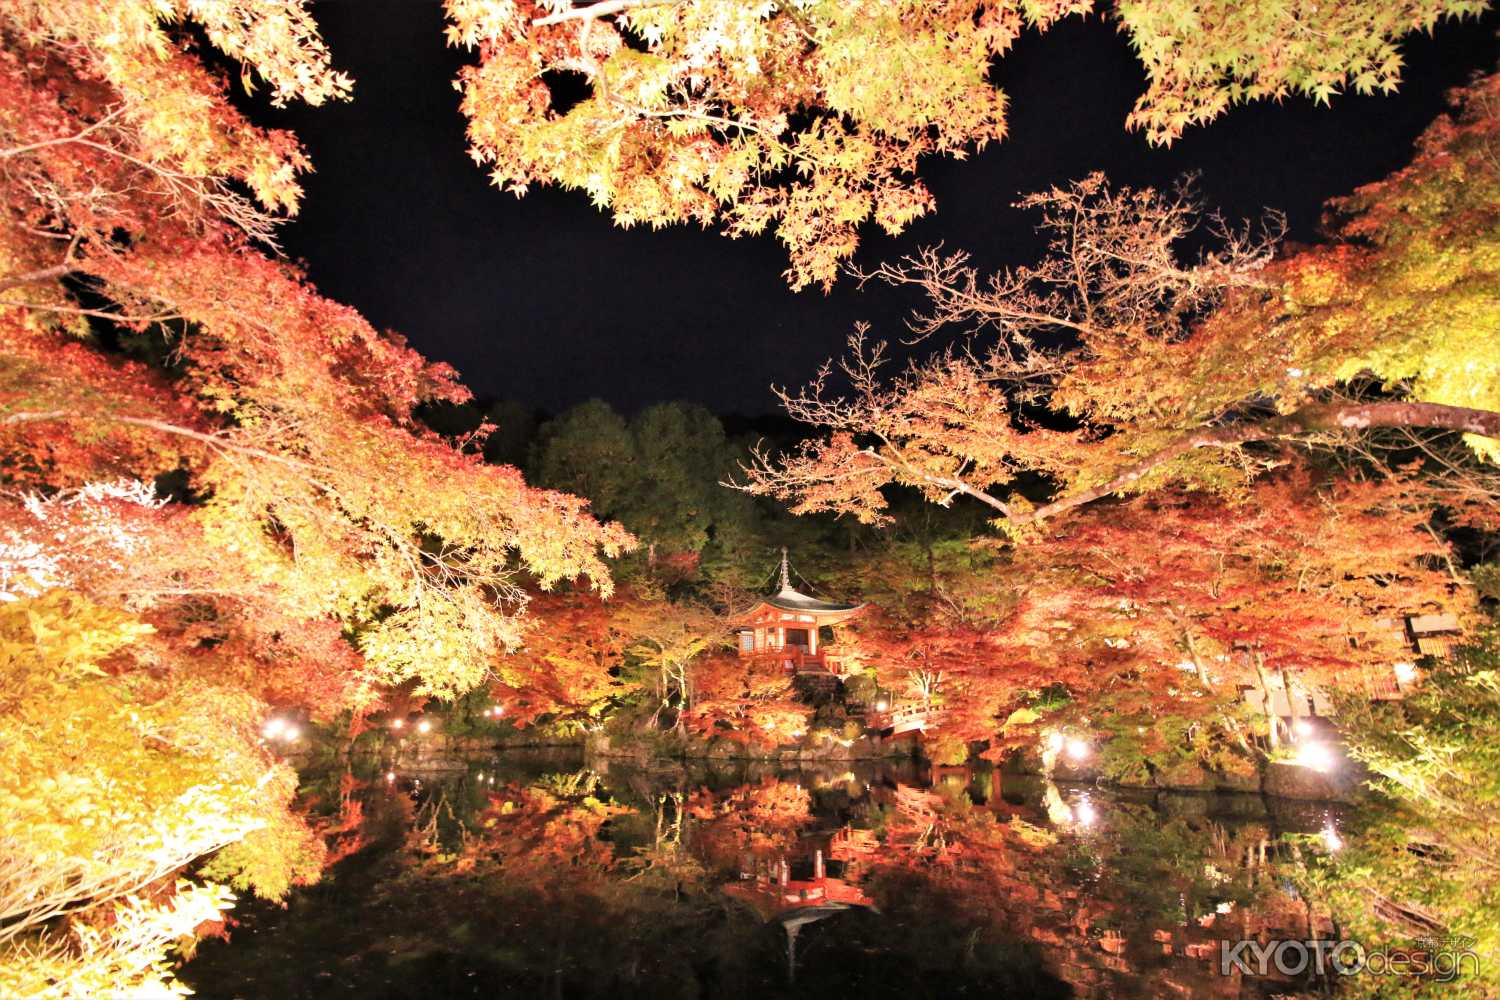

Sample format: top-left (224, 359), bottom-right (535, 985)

top-left (182, 751), bottom-right (1349, 999)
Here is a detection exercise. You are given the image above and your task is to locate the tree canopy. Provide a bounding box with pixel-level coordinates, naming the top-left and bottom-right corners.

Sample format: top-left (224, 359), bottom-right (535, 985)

top-left (0, 2), bottom-right (628, 990)
top-left (446, 0), bottom-right (1483, 289)
top-left (741, 70), bottom-right (1500, 532)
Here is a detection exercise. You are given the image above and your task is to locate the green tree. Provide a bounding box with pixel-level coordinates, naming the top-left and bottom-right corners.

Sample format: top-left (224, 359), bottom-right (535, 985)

top-left (530, 399), bottom-right (639, 521)
top-left (532, 400), bottom-right (761, 577)
top-left (1315, 614), bottom-right (1500, 996)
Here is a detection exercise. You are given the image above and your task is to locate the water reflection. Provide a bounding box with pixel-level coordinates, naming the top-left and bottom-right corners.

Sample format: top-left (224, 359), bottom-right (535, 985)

top-left (184, 752), bottom-right (1346, 999)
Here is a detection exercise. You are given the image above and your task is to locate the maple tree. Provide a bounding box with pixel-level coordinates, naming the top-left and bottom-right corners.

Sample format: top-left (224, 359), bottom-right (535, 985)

top-left (0, 2), bottom-right (630, 992)
top-left (1002, 473), bottom-right (1464, 754)
top-left (679, 651), bottom-right (815, 748)
top-left (836, 467), bottom-right (1466, 775)
top-left (742, 70), bottom-right (1500, 529)
top-left (445, 0), bottom-right (1479, 289)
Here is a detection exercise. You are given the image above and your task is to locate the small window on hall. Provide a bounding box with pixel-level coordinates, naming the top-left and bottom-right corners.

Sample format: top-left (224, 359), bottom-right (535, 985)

top-left (739, 631), bottom-right (755, 652)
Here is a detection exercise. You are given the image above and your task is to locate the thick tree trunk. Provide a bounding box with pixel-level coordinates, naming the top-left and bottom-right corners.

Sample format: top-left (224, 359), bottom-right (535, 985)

top-left (1280, 666), bottom-right (1302, 735)
top-left (1253, 653), bottom-right (1280, 751)
top-left (1183, 628), bottom-right (1212, 689)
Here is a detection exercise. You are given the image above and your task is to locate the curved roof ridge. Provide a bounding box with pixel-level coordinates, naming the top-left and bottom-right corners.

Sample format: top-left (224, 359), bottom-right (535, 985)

top-left (765, 584), bottom-right (862, 614)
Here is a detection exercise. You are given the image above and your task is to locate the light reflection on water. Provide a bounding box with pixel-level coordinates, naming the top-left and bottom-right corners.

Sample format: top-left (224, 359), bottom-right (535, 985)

top-left (183, 750), bottom-right (1346, 999)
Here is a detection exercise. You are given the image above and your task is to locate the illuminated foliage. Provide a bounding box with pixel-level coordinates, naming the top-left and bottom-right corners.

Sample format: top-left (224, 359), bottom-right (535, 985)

top-left (743, 73), bottom-right (1500, 528)
top-left (446, 0), bottom-right (1476, 289)
top-left (0, 2), bottom-right (629, 992)
top-left (680, 652), bottom-right (814, 747)
top-left (1312, 618), bottom-right (1500, 994)
top-left (0, 589), bottom-right (317, 998)
top-left (1116, 0), bottom-right (1487, 144)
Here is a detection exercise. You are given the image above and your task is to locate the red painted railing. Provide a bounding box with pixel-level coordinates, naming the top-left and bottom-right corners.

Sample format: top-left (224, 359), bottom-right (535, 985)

top-left (748, 645), bottom-right (850, 675)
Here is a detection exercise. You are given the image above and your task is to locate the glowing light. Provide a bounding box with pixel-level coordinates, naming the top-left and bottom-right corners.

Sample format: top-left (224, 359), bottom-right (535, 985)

top-left (1073, 800), bottom-right (1097, 826)
top-left (1321, 825), bottom-right (1343, 852)
top-left (1174, 660), bottom-right (1197, 672)
top-left (1045, 731), bottom-right (1064, 754)
top-left (1065, 737), bottom-right (1092, 762)
top-left (874, 700), bottom-right (888, 713)
top-left (1294, 718), bottom-right (1316, 737)
top-left (385, 771), bottom-right (395, 782)
top-left (1287, 367), bottom-right (1304, 378)
top-left (391, 718), bottom-right (404, 730)
top-left (1394, 661), bottom-right (1418, 684)
top-left (1296, 742), bottom-right (1337, 773)
top-left (1216, 901), bottom-right (1234, 914)
top-left (283, 725), bottom-right (301, 742)
top-left (417, 719), bottom-right (432, 734)
top-left (262, 717), bottom-right (286, 739)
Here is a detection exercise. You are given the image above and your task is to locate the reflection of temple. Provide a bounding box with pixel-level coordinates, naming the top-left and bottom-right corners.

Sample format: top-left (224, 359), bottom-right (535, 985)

top-left (722, 830), bottom-right (878, 983)
top-left (731, 550), bottom-right (863, 675)
top-left (723, 834), bottom-right (876, 921)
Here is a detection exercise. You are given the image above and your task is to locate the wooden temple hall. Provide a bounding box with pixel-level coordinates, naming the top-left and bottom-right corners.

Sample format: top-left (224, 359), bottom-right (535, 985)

top-left (732, 550), bottom-right (863, 675)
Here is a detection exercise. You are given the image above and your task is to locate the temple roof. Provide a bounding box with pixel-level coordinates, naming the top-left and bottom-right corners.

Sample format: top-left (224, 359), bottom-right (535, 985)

top-left (732, 549), bottom-right (863, 622)
top-left (762, 586), bottom-right (861, 614)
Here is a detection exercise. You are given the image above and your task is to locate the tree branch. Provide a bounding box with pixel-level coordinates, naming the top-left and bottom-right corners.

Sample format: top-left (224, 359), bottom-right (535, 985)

top-left (532, 0), bottom-right (672, 27)
top-left (1, 410), bottom-right (327, 474)
top-left (0, 263), bottom-right (74, 294)
top-left (1016, 400), bottom-right (1500, 525)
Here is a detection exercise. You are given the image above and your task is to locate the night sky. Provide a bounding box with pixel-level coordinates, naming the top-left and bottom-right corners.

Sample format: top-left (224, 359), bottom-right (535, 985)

top-left (254, 4), bottom-right (1499, 416)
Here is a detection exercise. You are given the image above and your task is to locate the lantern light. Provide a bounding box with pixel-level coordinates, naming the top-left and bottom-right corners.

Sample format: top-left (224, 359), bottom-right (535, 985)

top-left (385, 771), bottom-right (395, 782)
top-left (262, 718), bottom-right (286, 739)
top-left (283, 725), bottom-right (301, 742)
top-left (391, 718), bottom-right (404, 730)
top-left (874, 700), bottom-right (888, 713)
top-left (1064, 737), bottom-right (1091, 762)
top-left (1073, 799), bottom-right (1097, 827)
top-left (417, 719), bottom-right (432, 734)
top-left (1321, 825), bottom-right (1343, 852)
top-left (1294, 718), bottom-right (1316, 737)
top-left (1296, 742), bottom-right (1337, 773)
top-left (1394, 662), bottom-right (1418, 684)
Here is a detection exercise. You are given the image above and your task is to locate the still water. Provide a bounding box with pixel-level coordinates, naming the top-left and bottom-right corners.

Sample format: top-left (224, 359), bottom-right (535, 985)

top-left (183, 751), bottom-right (1347, 999)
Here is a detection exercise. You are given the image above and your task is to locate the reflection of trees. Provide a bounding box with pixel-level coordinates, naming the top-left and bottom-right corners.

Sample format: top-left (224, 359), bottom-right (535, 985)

top-left (190, 764), bottom-right (1349, 998)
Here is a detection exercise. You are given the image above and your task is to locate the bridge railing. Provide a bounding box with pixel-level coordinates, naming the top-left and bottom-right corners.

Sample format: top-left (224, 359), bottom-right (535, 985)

top-left (862, 701), bottom-right (935, 732)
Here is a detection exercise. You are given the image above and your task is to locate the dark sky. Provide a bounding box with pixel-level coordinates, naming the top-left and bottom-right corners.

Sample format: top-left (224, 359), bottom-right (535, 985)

top-left (256, 3), bottom-right (1498, 416)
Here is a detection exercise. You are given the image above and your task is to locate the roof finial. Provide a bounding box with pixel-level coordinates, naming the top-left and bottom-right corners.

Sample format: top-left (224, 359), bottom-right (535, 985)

top-left (778, 547), bottom-right (790, 591)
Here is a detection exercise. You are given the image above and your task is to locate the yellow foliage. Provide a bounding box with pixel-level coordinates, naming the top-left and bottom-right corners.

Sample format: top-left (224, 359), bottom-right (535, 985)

top-left (0, 591), bottom-right (319, 996)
